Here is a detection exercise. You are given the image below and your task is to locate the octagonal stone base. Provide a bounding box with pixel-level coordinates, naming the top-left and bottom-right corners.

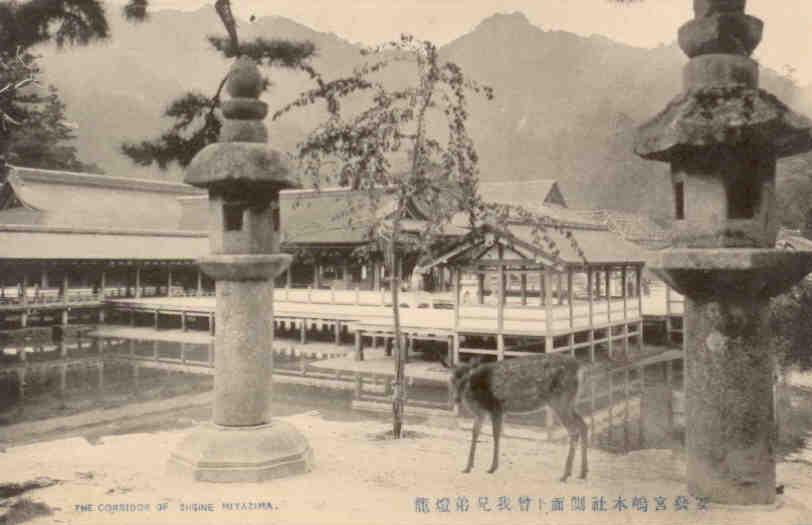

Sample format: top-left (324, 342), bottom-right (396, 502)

top-left (167, 421), bottom-right (313, 482)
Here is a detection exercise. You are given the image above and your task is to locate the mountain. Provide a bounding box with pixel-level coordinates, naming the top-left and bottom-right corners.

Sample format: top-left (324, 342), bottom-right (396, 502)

top-left (33, 8), bottom-right (812, 222)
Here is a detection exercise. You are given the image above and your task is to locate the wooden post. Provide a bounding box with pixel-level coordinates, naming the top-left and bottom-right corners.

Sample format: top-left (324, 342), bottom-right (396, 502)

top-left (520, 269), bottom-right (527, 306)
top-left (180, 342), bottom-right (186, 364)
top-left (286, 268), bottom-right (292, 290)
top-left (373, 261), bottom-right (380, 291)
top-left (342, 261), bottom-right (350, 288)
top-left (587, 267), bottom-right (594, 328)
top-left (167, 267), bottom-right (173, 297)
top-left (313, 264), bottom-right (321, 289)
top-left (21, 274), bottom-right (28, 306)
top-left (300, 319), bottom-right (307, 344)
top-left (208, 313), bottom-right (214, 335)
top-left (154, 310), bottom-right (159, 330)
top-left (100, 269), bottom-right (107, 300)
top-left (453, 269), bottom-right (461, 331)
top-left (606, 267), bottom-right (612, 322)
top-left (62, 273), bottom-right (69, 302)
top-left (335, 321), bottom-right (342, 345)
top-left (41, 267), bottom-right (48, 290)
top-left (208, 342), bottom-right (214, 367)
top-left (61, 308), bottom-right (69, 326)
top-left (544, 270), bottom-right (554, 353)
top-left (477, 273), bottom-right (485, 304)
top-left (539, 270), bottom-right (546, 306)
top-left (354, 330), bottom-right (364, 361)
top-left (622, 265), bottom-right (628, 321)
top-left (567, 268), bottom-right (574, 329)
top-left (636, 265), bottom-right (644, 320)
top-left (135, 265), bottom-right (142, 298)
top-left (557, 272), bottom-right (565, 305)
top-left (181, 311), bottom-right (187, 332)
top-left (196, 269), bottom-right (203, 297)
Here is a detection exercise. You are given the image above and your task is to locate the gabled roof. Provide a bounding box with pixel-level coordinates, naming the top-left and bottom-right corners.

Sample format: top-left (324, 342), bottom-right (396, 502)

top-left (574, 209), bottom-right (672, 249)
top-left (479, 179), bottom-right (566, 208)
top-left (417, 222), bottom-right (649, 274)
top-left (0, 166), bottom-right (204, 230)
top-left (279, 187), bottom-right (398, 246)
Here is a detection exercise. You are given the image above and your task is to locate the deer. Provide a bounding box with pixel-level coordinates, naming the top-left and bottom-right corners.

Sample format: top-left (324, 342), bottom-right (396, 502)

top-left (450, 353), bottom-right (588, 482)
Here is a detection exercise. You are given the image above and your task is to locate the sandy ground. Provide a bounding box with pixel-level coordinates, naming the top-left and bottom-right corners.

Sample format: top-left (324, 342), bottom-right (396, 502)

top-left (2, 410), bottom-right (811, 525)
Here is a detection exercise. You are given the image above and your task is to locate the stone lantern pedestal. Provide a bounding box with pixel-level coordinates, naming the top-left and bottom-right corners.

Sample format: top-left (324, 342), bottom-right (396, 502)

top-left (636, 0), bottom-right (812, 505)
top-left (167, 57), bottom-right (312, 482)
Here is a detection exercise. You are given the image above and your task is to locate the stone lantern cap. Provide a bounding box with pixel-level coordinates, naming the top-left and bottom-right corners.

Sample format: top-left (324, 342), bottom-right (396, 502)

top-left (184, 143), bottom-right (297, 196)
top-left (635, 86), bottom-right (812, 162)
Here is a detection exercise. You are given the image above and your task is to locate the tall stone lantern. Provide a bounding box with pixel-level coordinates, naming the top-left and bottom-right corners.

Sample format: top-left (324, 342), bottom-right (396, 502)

top-left (637, 0), bottom-right (812, 505)
top-left (168, 57), bottom-right (313, 482)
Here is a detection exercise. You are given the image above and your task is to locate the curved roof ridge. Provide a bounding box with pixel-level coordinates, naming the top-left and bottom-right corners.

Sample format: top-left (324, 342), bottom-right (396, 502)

top-left (8, 165), bottom-right (203, 195)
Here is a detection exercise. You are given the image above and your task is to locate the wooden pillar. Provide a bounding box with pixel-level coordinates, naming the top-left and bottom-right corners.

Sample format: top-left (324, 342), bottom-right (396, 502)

top-left (342, 261), bottom-right (350, 288)
top-left (196, 269), bottom-right (203, 297)
top-left (520, 270), bottom-right (527, 306)
top-left (208, 342), bottom-right (214, 367)
top-left (606, 267), bottom-right (613, 358)
top-left (595, 270), bottom-right (602, 298)
top-left (335, 321), bottom-right (342, 345)
top-left (637, 266), bottom-right (644, 354)
top-left (61, 308), bottom-right (69, 326)
top-left (453, 269), bottom-right (461, 331)
top-left (98, 361), bottom-right (104, 391)
top-left (100, 269), bottom-right (107, 299)
top-left (313, 264), bottom-right (321, 289)
top-left (180, 342), bottom-right (186, 364)
top-left (286, 268), bottom-right (292, 289)
top-left (539, 270), bottom-right (546, 306)
top-left (153, 310), bottom-right (159, 330)
top-left (544, 270), bottom-right (553, 353)
top-left (208, 313), bottom-right (214, 335)
top-left (300, 318), bottom-right (307, 344)
top-left (587, 267), bottom-right (594, 328)
top-left (181, 311), bottom-right (187, 332)
top-left (167, 267), bottom-right (173, 297)
top-left (41, 267), bottom-right (49, 289)
top-left (354, 330), bottom-right (364, 361)
top-left (477, 273), bottom-right (485, 304)
top-left (62, 272), bottom-right (70, 302)
top-left (135, 265), bottom-right (142, 298)
top-left (21, 274), bottom-right (28, 306)
top-left (567, 268), bottom-right (574, 329)
top-left (622, 265), bottom-right (628, 321)
top-left (557, 272), bottom-right (565, 305)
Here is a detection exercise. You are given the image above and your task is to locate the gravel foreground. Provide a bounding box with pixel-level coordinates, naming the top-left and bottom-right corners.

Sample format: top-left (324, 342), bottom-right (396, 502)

top-left (1, 410), bottom-right (811, 525)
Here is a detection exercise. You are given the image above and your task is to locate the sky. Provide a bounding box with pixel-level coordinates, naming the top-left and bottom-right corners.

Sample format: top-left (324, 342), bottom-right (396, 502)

top-left (115, 0), bottom-right (812, 84)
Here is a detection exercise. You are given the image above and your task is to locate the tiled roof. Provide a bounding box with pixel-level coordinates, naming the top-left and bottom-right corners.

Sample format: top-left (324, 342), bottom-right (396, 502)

top-left (0, 165), bottom-right (203, 230)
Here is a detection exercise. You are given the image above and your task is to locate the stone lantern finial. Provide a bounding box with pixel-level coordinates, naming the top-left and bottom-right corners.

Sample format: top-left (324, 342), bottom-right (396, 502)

top-left (169, 57), bottom-right (312, 483)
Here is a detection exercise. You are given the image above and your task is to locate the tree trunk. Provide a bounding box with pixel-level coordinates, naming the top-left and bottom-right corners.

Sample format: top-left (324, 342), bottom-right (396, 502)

top-left (391, 235), bottom-right (405, 439)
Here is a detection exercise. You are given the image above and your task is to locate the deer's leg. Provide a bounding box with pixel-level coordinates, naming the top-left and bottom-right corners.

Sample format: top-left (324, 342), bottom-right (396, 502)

top-left (575, 409), bottom-right (588, 479)
top-left (463, 412), bottom-right (484, 473)
top-left (551, 401), bottom-right (577, 482)
top-left (487, 406), bottom-right (503, 474)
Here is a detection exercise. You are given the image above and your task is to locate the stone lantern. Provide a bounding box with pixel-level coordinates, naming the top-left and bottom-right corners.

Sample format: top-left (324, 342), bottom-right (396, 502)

top-left (168, 57), bottom-right (312, 482)
top-left (637, 0), bottom-right (812, 505)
